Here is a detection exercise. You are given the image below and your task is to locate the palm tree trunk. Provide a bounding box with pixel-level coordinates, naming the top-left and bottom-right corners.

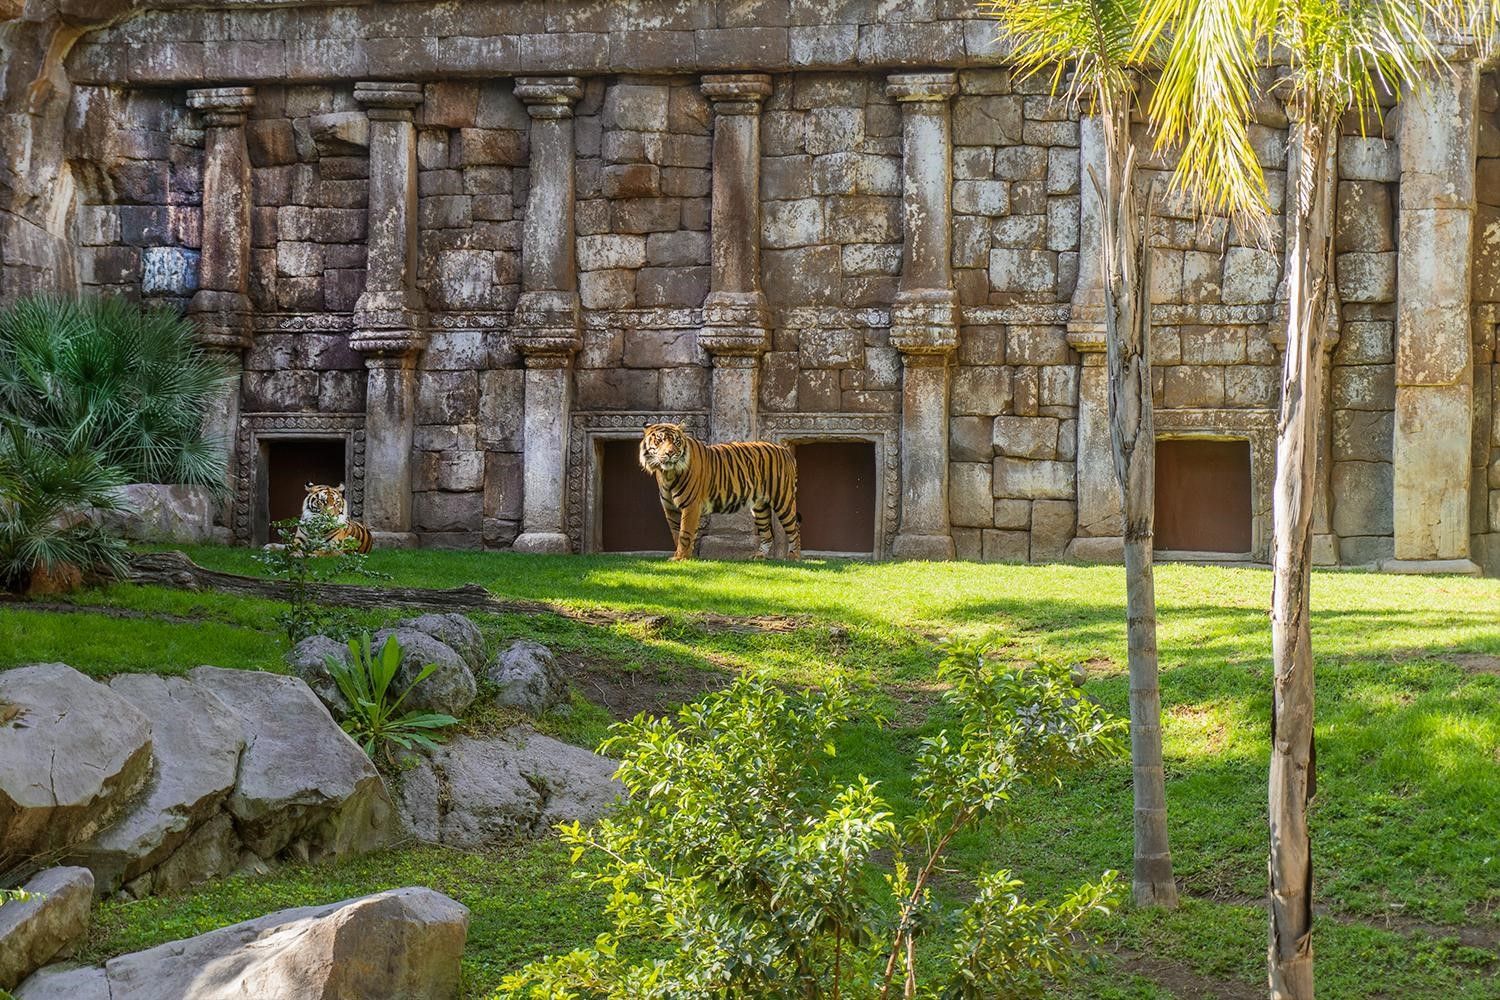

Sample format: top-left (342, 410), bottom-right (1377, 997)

top-left (1268, 110), bottom-right (1335, 1000)
top-left (1096, 99), bottom-right (1177, 909)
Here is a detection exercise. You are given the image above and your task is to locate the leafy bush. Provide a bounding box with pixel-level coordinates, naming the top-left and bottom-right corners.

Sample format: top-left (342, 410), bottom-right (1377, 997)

top-left (326, 633), bottom-right (459, 759)
top-left (500, 640), bottom-right (1127, 1000)
top-left (0, 296), bottom-right (233, 485)
top-left (254, 513), bottom-right (370, 643)
top-left (0, 296), bottom-right (232, 591)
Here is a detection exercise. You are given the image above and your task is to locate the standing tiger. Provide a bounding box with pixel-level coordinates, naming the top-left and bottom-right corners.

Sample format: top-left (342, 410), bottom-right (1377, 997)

top-left (639, 424), bottom-right (801, 561)
top-left (297, 482), bottom-right (374, 555)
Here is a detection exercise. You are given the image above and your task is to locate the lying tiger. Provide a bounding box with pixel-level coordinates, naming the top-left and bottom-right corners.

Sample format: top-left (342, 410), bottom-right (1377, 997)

top-left (639, 423), bottom-right (801, 561)
top-left (296, 482), bottom-right (373, 555)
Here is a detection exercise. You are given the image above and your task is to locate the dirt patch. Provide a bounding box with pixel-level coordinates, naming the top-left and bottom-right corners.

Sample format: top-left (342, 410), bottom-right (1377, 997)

top-left (1115, 951), bottom-right (1262, 1000)
top-left (569, 658), bottom-right (732, 720)
top-left (1451, 653), bottom-right (1500, 676)
top-left (0, 599), bottom-right (203, 625)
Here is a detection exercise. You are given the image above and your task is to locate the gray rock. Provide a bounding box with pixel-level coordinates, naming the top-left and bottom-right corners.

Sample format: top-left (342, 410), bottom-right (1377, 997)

top-left (73, 675), bottom-right (245, 895)
top-left (369, 629), bottom-right (478, 718)
top-left (485, 640), bottom-right (568, 716)
top-left (185, 667), bottom-right (390, 861)
top-left (95, 484), bottom-right (219, 545)
top-left (16, 888), bottom-right (468, 1000)
top-left (393, 614), bottom-right (486, 673)
top-left (284, 635), bottom-right (352, 714)
top-left (394, 729), bottom-right (621, 850)
top-left (0, 665), bottom-right (153, 871)
top-left (0, 866), bottom-right (94, 990)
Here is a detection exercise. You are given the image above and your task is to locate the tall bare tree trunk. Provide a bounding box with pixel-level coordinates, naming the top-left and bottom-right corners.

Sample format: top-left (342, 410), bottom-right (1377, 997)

top-left (1268, 108), bottom-right (1335, 1000)
top-left (1095, 98), bottom-right (1177, 909)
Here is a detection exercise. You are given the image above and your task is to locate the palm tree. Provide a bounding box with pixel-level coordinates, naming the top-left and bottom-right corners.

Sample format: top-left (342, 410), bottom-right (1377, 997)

top-left (980, 0), bottom-right (1178, 908)
top-left (1140, 0), bottom-right (1494, 993)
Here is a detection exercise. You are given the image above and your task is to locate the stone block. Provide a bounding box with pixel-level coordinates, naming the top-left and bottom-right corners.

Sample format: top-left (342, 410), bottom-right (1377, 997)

top-left (1030, 499), bottom-right (1075, 561)
top-left (660, 365), bottom-right (709, 409)
top-left (797, 369), bottom-right (841, 410)
top-left (764, 246), bottom-right (841, 304)
top-left (953, 180), bottom-right (1009, 216)
top-left (1339, 534), bottom-right (1395, 564)
top-left (643, 231), bottom-right (708, 268)
top-left (981, 528), bottom-right (1030, 562)
top-left (790, 24), bottom-right (858, 66)
top-left (762, 198), bottom-right (825, 248)
top-left (1333, 408), bottom-right (1394, 463)
top-left (611, 197), bottom-right (681, 233)
top-left (417, 372), bottom-right (480, 425)
top-left (760, 351), bottom-right (799, 411)
top-left (1162, 365), bottom-right (1226, 408)
top-left (953, 95), bottom-right (1023, 145)
top-left (1339, 135), bottom-right (1399, 182)
top-left (247, 119), bottom-right (298, 167)
top-left (319, 371), bottom-right (364, 412)
top-left (636, 266), bottom-right (709, 307)
top-left (865, 346), bottom-right (901, 390)
top-left (952, 527), bottom-right (982, 561)
top-left (991, 457), bottom-right (1075, 500)
top-left (826, 195), bottom-right (901, 243)
top-left (764, 155), bottom-right (814, 199)
top-left (433, 249), bottom-right (496, 309)
top-left (1335, 180), bottom-right (1395, 253)
top-left (579, 268), bottom-right (637, 309)
top-left (577, 234), bottom-right (647, 271)
top-left (842, 242), bottom-right (902, 276)
top-left (1331, 460), bottom-right (1394, 536)
top-left (800, 328), bottom-right (864, 368)
top-left (623, 329), bottom-right (699, 368)
top-left (804, 107), bottom-right (864, 155)
top-left (602, 163), bottom-right (661, 198)
top-left (950, 416), bottom-right (994, 463)
top-left (603, 82), bottom-right (669, 131)
top-left (1224, 365), bottom-right (1279, 407)
top-left (1219, 245), bottom-right (1280, 305)
top-left (276, 241), bottom-right (323, 277)
top-left (140, 247), bottom-right (199, 296)
top-left (243, 370), bottom-right (319, 411)
top-left (575, 368), bottom-right (660, 409)
top-left (419, 451), bottom-right (485, 493)
top-left (1181, 326), bottom-right (1246, 364)
top-left (415, 491), bottom-right (483, 533)
top-left (993, 497), bottom-right (1031, 530)
top-left (959, 326), bottom-right (1005, 366)
top-left (483, 452), bottom-right (524, 520)
top-left (993, 415), bottom-right (1059, 459)
top-left (1331, 364), bottom-right (1395, 411)
top-left (456, 128), bottom-right (527, 168)
top-left (949, 462), bottom-right (996, 527)
top-left (1334, 320), bottom-right (1394, 365)
top-left (1336, 252), bottom-right (1397, 303)
top-left (952, 366), bottom-right (1011, 416)
top-left (1006, 325), bottom-right (1069, 365)
top-left (988, 248), bottom-right (1055, 293)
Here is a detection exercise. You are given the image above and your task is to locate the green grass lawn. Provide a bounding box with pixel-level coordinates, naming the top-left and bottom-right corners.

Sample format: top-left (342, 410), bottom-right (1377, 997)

top-left (4, 549), bottom-right (1499, 998)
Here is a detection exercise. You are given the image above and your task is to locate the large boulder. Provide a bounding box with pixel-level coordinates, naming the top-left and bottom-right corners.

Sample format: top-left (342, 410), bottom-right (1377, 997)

top-left (0, 866), bottom-right (93, 990)
top-left (369, 628), bottom-right (477, 718)
top-left (485, 640), bottom-right (568, 716)
top-left (15, 887), bottom-right (469, 1000)
top-left (96, 484), bottom-right (219, 545)
top-left (186, 667), bottom-right (390, 860)
top-left (73, 675), bottom-right (245, 895)
top-left (394, 614), bottom-right (486, 673)
top-left (395, 729), bottom-right (621, 850)
top-left (284, 635), bottom-right (352, 714)
top-left (0, 665), bottom-right (153, 871)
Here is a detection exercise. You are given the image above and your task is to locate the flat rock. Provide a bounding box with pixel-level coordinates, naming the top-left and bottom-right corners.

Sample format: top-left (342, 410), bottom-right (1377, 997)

top-left (15, 888), bottom-right (468, 1000)
top-left (0, 665), bottom-right (153, 870)
top-left (284, 635), bottom-right (352, 714)
top-left (186, 667), bottom-right (390, 860)
top-left (394, 614), bottom-right (486, 673)
top-left (96, 484), bottom-right (217, 545)
top-left (74, 674), bottom-right (245, 894)
top-left (369, 628), bottom-right (477, 718)
top-left (0, 866), bottom-right (94, 990)
top-left (395, 729), bottom-right (621, 849)
top-left (485, 640), bottom-right (568, 716)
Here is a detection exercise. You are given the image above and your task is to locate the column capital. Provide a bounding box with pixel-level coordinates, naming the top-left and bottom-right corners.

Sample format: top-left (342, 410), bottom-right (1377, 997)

top-left (890, 289), bottom-right (959, 356)
top-left (515, 77), bottom-right (583, 118)
top-left (354, 81), bottom-right (423, 120)
top-left (188, 86), bottom-right (255, 127)
top-left (1066, 328), bottom-right (1107, 353)
top-left (701, 73), bottom-right (772, 115)
top-left (700, 290), bottom-right (771, 356)
top-left (886, 72), bottom-right (958, 104)
top-left (514, 289), bottom-right (582, 358)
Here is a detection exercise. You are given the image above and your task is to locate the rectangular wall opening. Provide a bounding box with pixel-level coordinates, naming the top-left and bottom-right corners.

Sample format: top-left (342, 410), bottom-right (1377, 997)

top-left (598, 439), bottom-right (674, 553)
top-left (1155, 437), bottom-right (1252, 553)
top-left (259, 438), bottom-right (348, 542)
top-left (794, 440), bottom-right (877, 556)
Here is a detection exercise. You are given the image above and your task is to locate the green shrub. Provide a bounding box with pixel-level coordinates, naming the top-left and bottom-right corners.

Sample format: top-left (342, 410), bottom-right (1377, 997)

top-left (254, 513), bottom-right (370, 643)
top-left (326, 633), bottom-right (459, 760)
top-left (0, 296), bottom-right (233, 486)
top-left (499, 640), bottom-right (1126, 1000)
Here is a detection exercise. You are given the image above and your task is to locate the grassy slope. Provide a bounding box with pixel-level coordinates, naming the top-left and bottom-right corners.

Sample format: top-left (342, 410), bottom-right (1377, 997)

top-left (4, 549), bottom-right (1499, 997)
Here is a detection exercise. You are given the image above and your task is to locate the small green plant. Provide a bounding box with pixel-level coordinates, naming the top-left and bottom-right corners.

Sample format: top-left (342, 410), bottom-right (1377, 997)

top-left (254, 513), bottom-right (368, 643)
top-left (499, 639), bottom-right (1127, 1000)
top-left (326, 633), bottom-right (458, 759)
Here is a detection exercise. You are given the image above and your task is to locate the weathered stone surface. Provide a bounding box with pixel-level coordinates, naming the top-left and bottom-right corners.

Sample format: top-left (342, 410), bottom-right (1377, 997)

top-left (993, 415), bottom-right (1059, 460)
top-left (992, 458), bottom-right (1075, 500)
top-left (368, 628), bottom-right (478, 718)
top-left (75, 675), bottom-right (245, 894)
top-left (396, 613), bottom-right (487, 673)
top-left (285, 635), bottom-right (353, 714)
top-left (96, 484), bottom-right (218, 544)
top-left (1332, 461), bottom-right (1394, 537)
top-left (0, 665), bottom-right (153, 870)
top-left (17, 888), bottom-right (468, 1000)
top-left (1029, 499), bottom-right (1076, 561)
top-left (186, 667), bottom-right (390, 860)
top-left (0, 867), bottom-right (93, 991)
top-left (394, 730), bottom-right (621, 849)
top-left (485, 640), bottom-right (568, 716)
top-left (948, 463), bottom-right (995, 527)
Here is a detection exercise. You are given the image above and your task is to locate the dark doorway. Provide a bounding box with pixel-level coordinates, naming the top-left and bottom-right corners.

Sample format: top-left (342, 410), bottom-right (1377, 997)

top-left (794, 440), bottom-right (877, 555)
top-left (599, 439), bottom-right (674, 552)
top-left (262, 438), bottom-right (348, 533)
top-left (1155, 438), bottom-right (1252, 553)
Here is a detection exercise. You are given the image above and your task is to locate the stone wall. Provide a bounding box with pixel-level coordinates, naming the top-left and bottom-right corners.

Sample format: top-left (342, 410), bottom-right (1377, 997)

top-left (1, 0), bottom-right (1496, 569)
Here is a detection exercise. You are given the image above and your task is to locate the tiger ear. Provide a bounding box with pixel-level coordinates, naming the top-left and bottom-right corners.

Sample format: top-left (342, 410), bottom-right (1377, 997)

top-left (336, 482), bottom-right (345, 492)
top-left (305, 481), bottom-right (315, 492)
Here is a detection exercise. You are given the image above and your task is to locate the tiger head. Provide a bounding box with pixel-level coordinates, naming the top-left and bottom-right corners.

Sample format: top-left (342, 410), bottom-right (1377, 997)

top-left (302, 482), bottom-right (348, 523)
top-left (639, 423), bottom-right (689, 475)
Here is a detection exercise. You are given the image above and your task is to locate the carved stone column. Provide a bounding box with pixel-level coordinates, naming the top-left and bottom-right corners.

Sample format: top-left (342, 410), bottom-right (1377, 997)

top-left (887, 72), bottom-right (959, 561)
top-left (1387, 57), bottom-right (1482, 574)
top-left (352, 81), bottom-right (426, 544)
top-left (698, 73), bottom-right (773, 558)
top-left (512, 76), bottom-right (584, 555)
top-left (186, 86), bottom-right (255, 472)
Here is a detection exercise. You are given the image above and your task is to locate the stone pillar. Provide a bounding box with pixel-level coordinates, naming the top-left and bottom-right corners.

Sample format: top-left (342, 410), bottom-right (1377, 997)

top-left (698, 74), bottom-right (773, 558)
top-left (1065, 115), bottom-right (1123, 561)
top-left (887, 72), bottom-right (960, 561)
top-left (512, 76), bottom-right (584, 555)
top-left (351, 82), bottom-right (426, 544)
top-left (186, 86), bottom-right (255, 472)
top-left (1388, 58), bottom-right (1482, 574)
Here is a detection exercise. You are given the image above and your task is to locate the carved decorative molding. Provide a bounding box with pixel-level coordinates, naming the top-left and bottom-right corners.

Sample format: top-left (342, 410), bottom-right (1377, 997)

top-left (233, 412), bottom-right (367, 544)
top-left (1153, 407), bottom-right (1276, 562)
top-left (759, 412), bottom-right (901, 558)
top-left (566, 411), bottom-right (709, 553)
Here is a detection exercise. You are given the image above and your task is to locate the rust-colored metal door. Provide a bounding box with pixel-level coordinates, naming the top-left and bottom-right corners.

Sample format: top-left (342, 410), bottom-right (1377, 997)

top-left (794, 441), bottom-right (876, 554)
top-left (264, 438), bottom-right (347, 526)
top-left (1154, 438), bottom-right (1252, 553)
top-left (600, 439), bottom-right (674, 552)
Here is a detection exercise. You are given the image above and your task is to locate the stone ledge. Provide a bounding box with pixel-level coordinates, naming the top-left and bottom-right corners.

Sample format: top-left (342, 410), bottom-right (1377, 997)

top-left (1377, 557), bottom-right (1483, 576)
